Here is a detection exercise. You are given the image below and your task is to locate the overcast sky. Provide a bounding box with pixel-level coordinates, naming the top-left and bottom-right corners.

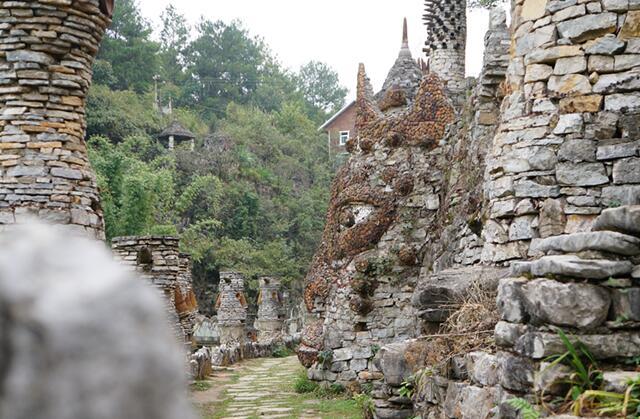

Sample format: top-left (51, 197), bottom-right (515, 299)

top-left (137, 0), bottom-right (509, 99)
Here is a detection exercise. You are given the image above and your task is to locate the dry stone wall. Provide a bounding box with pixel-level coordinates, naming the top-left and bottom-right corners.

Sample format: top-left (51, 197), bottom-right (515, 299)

top-left (111, 236), bottom-right (198, 347)
top-left (483, 0), bottom-right (640, 265)
top-left (0, 0), bottom-right (111, 240)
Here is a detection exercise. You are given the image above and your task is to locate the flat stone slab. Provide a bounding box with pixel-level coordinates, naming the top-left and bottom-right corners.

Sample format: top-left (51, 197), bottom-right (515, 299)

top-left (530, 255), bottom-right (634, 279)
top-left (603, 371), bottom-right (640, 393)
top-left (530, 231), bottom-right (640, 256)
top-left (594, 206), bottom-right (640, 236)
top-left (516, 331), bottom-right (640, 359)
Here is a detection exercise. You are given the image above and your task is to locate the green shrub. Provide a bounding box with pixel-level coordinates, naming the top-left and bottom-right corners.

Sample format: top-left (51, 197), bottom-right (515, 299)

top-left (294, 371), bottom-right (319, 394)
top-left (353, 393), bottom-right (375, 419)
top-left (271, 345), bottom-right (293, 358)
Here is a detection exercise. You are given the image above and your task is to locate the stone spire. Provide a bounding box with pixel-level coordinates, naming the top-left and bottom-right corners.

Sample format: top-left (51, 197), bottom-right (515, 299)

top-left (400, 17), bottom-right (410, 57)
top-left (379, 19), bottom-right (424, 106)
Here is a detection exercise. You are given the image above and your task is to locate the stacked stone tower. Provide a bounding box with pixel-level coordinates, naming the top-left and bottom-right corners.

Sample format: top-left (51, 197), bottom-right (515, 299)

top-left (111, 236), bottom-right (198, 346)
top-left (423, 0), bottom-right (467, 95)
top-left (254, 276), bottom-right (284, 343)
top-left (216, 272), bottom-right (248, 346)
top-left (0, 0), bottom-right (112, 240)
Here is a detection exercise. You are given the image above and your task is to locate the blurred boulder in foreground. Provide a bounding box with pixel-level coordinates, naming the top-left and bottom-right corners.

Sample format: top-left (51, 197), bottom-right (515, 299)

top-left (0, 223), bottom-right (196, 419)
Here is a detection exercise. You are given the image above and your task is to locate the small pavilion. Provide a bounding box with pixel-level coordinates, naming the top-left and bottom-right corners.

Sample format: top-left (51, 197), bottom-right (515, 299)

top-left (158, 121), bottom-right (196, 151)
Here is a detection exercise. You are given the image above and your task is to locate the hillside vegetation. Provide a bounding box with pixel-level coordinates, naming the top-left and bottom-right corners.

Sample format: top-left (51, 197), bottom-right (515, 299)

top-left (87, 0), bottom-right (347, 296)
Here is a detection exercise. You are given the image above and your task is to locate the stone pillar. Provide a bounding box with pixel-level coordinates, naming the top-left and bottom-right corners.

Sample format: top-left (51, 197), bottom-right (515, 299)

top-left (254, 276), bottom-right (284, 343)
top-left (216, 272), bottom-right (248, 346)
top-left (423, 0), bottom-right (467, 95)
top-left (482, 0), bottom-right (640, 265)
top-left (111, 236), bottom-right (198, 347)
top-left (169, 135), bottom-right (175, 150)
top-left (0, 0), bottom-right (112, 240)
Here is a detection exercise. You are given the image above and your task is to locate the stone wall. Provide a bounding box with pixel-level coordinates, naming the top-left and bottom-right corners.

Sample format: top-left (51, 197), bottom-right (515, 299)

top-left (0, 0), bottom-right (111, 239)
top-left (111, 236), bottom-right (198, 346)
top-left (368, 2), bottom-right (640, 418)
top-left (483, 0), bottom-right (640, 265)
top-left (423, 0), bottom-right (467, 95)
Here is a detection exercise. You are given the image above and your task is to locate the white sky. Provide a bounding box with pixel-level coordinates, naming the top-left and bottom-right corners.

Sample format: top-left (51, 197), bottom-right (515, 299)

top-left (138, 0), bottom-right (509, 99)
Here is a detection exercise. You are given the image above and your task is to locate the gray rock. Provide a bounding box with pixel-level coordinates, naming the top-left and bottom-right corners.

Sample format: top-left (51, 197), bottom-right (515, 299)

top-left (584, 34), bottom-right (626, 55)
top-left (603, 371), bottom-right (640, 393)
top-left (605, 92), bottom-right (640, 112)
top-left (602, 186), bottom-right (640, 207)
top-left (466, 352), bottom-right (499, 387)
top-left (556, 162), bottom-right (609, 186)
top-left (521, 279), bottom-right (611, 329)
top-left (516, 331), bottom-right (640, 359)
top-left (594, 206), bottom-right (640, 236)
top-left (497, 352), bottom-right (534, 392)
top-left (459, 386), bottom-right (498, 419)
top-left (375, 342), bottom-right (410, 386)
top-left (611, 288), bottom-right (640, 322)
top-left (553, 113), bottom-right (584, 135)
top-left (6, 50), bottom-right (54, 65)
top-left (494, 321), bottom-right (526, 348)
top-left (593, 68), bottom-right (640, 94)
top-left (558, 139), bottom-right (596, 163)
top-left (0, 224), bottom-right (195, 419)
top-left (556, 13), bottom-right (617, 42)
top-left (535, 362), bottom-right (572, 395)
top-left (530, 231), bottom-right (640, 256)
top-left (597, 141), bottom-right (640, 160)
top-left (539, 198), bottom-right (566, 238)
top-left (497, 278), bottom-right (528, 323)
top-left (613, 158), bottom-right (640, 184)
top-left (529, 255), bottom-right (634, 279)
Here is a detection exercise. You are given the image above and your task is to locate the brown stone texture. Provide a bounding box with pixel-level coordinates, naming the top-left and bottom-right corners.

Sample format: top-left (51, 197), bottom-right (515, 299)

top-left (0, 0), bottom-right (110, 239)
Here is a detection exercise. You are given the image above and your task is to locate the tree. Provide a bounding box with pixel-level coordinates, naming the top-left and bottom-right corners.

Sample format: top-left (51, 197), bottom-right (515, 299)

top-left (159, 5), bottom-right (190, 86)
top-left (297, 61), bottom-right (348, 117)
top-left (184, 19), bottom-right (267, 121)
top-left (98, 0), bottom-right (159, 93)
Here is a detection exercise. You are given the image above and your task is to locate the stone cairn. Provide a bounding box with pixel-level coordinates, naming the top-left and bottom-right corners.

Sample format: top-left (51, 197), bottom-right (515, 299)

top-left (111, 236), bottom-right (198, 347)
top-left (255, 276), bottom-right (284, 343)
top-left (216, 271), bottom-right (248, 346)
top-left (0, 0), bottom-right (112, 240)
top-left (423, 0), bottom-right (467, 96)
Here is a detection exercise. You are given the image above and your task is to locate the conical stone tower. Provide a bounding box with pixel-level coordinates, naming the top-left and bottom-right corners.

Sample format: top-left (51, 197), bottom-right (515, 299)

top-left (423, 0), bottom-right (467, 95)
top-left (0, 0), bottom-right (113, 240)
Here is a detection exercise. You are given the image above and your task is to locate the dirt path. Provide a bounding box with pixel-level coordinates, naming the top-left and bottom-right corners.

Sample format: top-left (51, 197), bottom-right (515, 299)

top-left (192, 356), bottom-right (361, 419)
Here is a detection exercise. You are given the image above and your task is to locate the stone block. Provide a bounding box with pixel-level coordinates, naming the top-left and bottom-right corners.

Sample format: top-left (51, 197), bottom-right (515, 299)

top-left (530, 231), bottom-right (640, 256)
top-left (522, 0), bottom-right (549, 21)
top-left (497, 352), bottom-right (535, 392)
top-left (530, 255), bottom-right (634, 279)
top-left (556, 13), bottom-right (617, 42)
top-left (613, 158), bottom-right (640, 184)
top-left (585, 34), bottom-right (626, 54)
top-left (594, 206), bottom-right (640, 236)
top-left (559, 95), bottom-right (603, 113)
top-left (554, 56), bottom-right (587, 75)
top-left (594, 68), bottom-right (640, 93)
top-left (548, 74), bottom-right (592, 96)
top-left (516, 331), bottom-right (640, 359)
top-left (619, 10), bottom-right (640, 40)
top-left (497, 278), bottom-right (528, 323)
top-left (521, 279), bottom-right (611, 329)
top-left (605, 92), bottom-right (640, 111)
top-left (466, 352), bottom-right (500, 387)
top-left (611, 288), bottom-right (640, 322)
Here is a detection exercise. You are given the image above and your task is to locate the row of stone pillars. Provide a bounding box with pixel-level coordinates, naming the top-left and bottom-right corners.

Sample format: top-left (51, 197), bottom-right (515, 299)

top-left (216, 272), bottom-right (285, 346)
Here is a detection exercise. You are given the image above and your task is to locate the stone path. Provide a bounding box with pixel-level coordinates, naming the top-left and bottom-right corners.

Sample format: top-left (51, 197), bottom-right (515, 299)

top-left (220, 357), bottom-right (320, 419)
top-left (194, 356), bottom-right (361, 419)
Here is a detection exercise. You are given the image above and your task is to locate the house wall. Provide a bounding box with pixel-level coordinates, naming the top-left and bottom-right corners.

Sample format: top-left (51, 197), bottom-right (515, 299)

top-left (325, 104), bottom-right (357, 157)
